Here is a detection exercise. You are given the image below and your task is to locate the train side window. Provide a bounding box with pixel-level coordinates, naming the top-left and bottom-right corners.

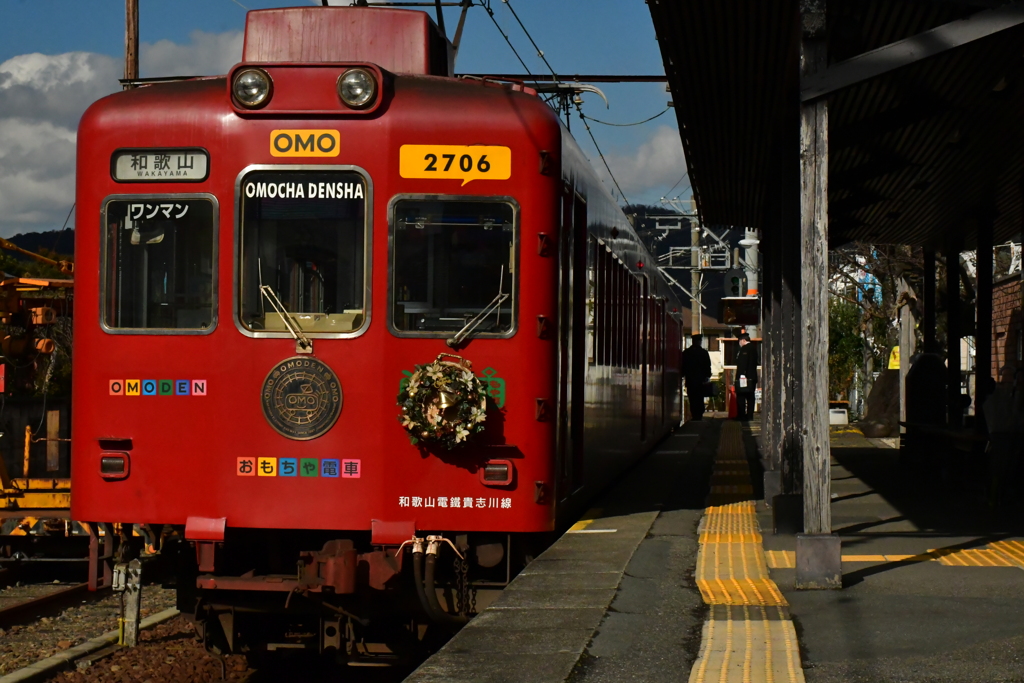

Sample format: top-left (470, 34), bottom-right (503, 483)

top-left (237, 169), bottom-right (370, 337)
top-left (389, 197), bottom-right (517, 337)
top-left (101, 195), bottom-right (217, 334)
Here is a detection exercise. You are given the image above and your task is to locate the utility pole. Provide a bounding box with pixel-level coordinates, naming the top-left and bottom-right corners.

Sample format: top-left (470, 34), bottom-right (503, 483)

top-left (124, 0), bottom-right (139, 90)
top-left (743, 229), bottom-right (759, 296)
top-left (740, 229), bottom-right (761, 337)
top-left (654, 197), bottom-right (731, 331)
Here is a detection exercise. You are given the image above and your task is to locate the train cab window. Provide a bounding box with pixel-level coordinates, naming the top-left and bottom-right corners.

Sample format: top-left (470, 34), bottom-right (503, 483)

top-left (390, 198), bottom-right (516, 337)
top-left (102, 195), bottom-right (216, 333)
top-left (238, 170), bottom-right (369, 337)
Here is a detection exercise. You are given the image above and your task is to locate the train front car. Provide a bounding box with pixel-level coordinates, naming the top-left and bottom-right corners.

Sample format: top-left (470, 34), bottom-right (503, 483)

top-left (72, 5), bottom-right (683, 663)
top-left (72, 7), bottom-right (562, 659)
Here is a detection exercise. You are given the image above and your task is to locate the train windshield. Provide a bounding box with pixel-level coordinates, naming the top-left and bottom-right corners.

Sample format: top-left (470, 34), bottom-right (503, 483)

top-left (238, 170), bottom-right (369, 336)
top-left (102, 196), bottom-right (216, 333)
top-left (390, 198), bottom-right (516, 336)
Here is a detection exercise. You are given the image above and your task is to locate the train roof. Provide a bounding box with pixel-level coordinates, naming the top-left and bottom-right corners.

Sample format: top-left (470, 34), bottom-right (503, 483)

top-left (243, 7), bottom-right (451, 76)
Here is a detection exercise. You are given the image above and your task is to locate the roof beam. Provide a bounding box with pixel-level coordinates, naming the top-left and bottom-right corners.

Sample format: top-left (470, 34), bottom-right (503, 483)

top-left (801, 2), bottom-right (1024, 102)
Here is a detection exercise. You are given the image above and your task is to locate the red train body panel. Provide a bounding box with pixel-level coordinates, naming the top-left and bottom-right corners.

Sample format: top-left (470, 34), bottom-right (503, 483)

top-left (71, 6), bottom-right (684, 657)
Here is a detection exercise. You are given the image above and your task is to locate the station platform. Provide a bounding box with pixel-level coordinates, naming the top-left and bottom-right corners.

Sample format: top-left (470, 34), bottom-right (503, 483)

top-left (406, 419), bottom-right (1024, 683)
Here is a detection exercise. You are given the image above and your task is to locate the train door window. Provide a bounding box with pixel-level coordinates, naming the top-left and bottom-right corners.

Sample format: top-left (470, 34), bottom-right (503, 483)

top-left (101, 194), bottom-right (217, 334)
top-left (237, 169), bottom-right (370, 337)
top-left (389, 196), bottom-right (517, 337)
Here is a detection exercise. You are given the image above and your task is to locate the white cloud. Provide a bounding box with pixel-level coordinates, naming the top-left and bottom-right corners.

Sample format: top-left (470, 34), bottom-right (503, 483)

top-left (0, 52), bottom-right (121, 130)
top-left (141, 30), bottom-right (244, 78)
top-left (0, 30), bottom-right (243, 237)
top-left (591, 125), bottom-right (687, 203)
top-left (0, 52), bottom-right (120, 236)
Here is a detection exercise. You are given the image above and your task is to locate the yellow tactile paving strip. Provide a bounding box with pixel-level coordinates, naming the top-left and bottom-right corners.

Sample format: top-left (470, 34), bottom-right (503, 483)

top-left (990, 540), bottom-right (1024, 566)
top-left (689, 422), bottom-right (804, 683)
top-left (766, 545), bottom-right (1024, 569)
top-left (934, 548), bottom-right (1015, 567)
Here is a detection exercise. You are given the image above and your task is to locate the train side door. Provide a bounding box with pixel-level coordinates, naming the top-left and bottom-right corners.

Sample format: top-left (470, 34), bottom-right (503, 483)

top-left (557, 192), bottom-right (587, 497)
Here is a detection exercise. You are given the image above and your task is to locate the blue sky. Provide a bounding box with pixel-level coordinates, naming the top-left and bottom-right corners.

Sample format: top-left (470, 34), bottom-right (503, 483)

top-left (0, 0), bottom-right (688, 237)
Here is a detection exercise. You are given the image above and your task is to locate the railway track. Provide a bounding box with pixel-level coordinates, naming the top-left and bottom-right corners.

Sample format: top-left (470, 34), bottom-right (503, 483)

top-left (3, 612), bottom-right (424, 682)
top-left (0, 583), bottom-right (177, 679)
top-left (0, 583), bottom-right (91, 630)
top-left (0, 582), bottom-right (426, 682)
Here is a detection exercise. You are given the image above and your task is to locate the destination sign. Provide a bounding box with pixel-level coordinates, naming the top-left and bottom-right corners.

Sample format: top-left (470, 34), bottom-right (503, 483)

top-left (112, 148), bottom-right (209, 182)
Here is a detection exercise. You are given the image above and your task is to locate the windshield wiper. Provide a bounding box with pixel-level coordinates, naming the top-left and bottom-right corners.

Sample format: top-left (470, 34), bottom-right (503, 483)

top-left (260, 285), bottom-right (313, 353)
top-left (447, 266), bottom-right (509, 348)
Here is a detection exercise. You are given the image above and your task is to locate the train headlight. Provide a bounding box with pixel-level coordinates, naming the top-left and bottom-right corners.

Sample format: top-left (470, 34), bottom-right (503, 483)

top-left (337, 68), bottom-right (377, 108)
top-left (233, 68), bottom-right (272, 108)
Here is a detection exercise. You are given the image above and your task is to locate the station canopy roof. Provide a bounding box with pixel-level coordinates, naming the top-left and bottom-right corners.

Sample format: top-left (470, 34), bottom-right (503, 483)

top-left (649, 0), bottom-right (1024, 248)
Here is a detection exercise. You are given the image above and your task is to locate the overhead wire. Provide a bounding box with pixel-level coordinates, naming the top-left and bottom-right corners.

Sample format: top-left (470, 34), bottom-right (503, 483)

top-left (51, 203), bottom-right (74, 255)
top-left (481, 1), bottom-right (534, 76)
top-left (576, 104), bottom-right (630, 206)
top-left (582, 107), bottom-right (670, 127)
top-left (501, 0), bottom-right (558, 82)
top-left (664, 171), bottom-right (688, 197)
top-left (485, 0), bottom-right (630, 204)
top-left (674, 181), bottom-right (692, 201)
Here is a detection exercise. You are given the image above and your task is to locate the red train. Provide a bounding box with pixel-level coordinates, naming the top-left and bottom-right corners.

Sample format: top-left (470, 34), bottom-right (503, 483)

top-left (72, 5), bottom-right (684, 661)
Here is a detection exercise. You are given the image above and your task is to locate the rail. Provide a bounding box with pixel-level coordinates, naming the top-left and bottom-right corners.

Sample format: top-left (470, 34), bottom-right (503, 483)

top-left (0, 582), bottom-right (90, 629)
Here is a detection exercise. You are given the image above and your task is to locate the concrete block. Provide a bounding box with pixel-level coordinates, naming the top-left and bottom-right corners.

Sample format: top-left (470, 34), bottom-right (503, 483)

top-left (795, 533), bottom-right (842, 589)
top-left (763, 470), bottom-right (783, 507)
top-left (771, 493), bottom-right (804, 535)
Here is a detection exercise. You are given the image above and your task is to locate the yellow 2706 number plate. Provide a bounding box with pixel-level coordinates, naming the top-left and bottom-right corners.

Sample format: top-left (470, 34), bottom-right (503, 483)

top-left (399, 145), bottom-right (511, 185)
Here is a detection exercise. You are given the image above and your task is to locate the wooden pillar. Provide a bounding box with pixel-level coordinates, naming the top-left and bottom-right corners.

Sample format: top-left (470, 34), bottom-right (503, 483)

top-left (762, 115), bottom-right (799, 498)
top-left (780, 135), bottom-right (803, 499)
top-left (761, 197), bottom-right (783, 505)
top-left (975, 218), bottom-right (994, 417)
top-left (946, 233), bottom-right (963, 427)
top-left (795, 0), bottom-right (840, 589)
top-left (898, 277), bottom-right (917, 431)
top-left (124, 0), bottom-right (139, 89)
top-left (923, 247), bottom-right (937, 353)
top-left (691, 224), bottom-right (701, 333)
top-left (761, 225), bottom-right (775, 453)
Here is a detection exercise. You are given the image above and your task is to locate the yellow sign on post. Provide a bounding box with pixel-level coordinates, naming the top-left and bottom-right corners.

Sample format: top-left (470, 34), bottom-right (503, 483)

top-left (888, 346), bottom-right (900, 370)
top-left (399, 145), bottom-right (511, 185)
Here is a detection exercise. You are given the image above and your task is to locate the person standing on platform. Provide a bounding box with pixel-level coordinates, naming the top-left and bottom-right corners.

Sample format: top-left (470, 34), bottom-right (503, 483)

top-left (734, 332), bottom-right (759, 421)
top-left (681, 333), bottom-right (712, 421)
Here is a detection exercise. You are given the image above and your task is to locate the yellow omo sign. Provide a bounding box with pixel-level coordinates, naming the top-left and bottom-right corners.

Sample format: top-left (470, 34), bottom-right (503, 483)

top-left (270, 130), bottom-right (340, 157)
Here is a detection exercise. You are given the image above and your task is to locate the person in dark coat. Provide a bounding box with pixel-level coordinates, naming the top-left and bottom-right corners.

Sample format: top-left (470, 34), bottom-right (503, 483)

top-left (734, 332), bottom-right (759, 420)
top-left (681, 334), bottom-right (712, 420)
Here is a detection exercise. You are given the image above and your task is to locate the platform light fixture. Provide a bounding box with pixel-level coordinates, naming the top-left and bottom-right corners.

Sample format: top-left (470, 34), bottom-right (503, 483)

top-left (338, 68), bottom-right (377, 109)
top-left (233, 68), bottom-right (272, 109)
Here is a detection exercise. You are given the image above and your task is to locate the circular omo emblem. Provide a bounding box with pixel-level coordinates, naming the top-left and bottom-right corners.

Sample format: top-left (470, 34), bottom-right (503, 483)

top-left (261, 357), bottom-right (342, 440)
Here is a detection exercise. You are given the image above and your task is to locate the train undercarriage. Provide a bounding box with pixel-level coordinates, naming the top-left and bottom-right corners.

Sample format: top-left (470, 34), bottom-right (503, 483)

top-left (157, 525), bottom-right (547, 665)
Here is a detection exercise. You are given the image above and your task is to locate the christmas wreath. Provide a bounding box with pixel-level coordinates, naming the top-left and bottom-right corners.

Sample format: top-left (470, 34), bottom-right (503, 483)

top-left (398, 354), bottom-right (488, 449)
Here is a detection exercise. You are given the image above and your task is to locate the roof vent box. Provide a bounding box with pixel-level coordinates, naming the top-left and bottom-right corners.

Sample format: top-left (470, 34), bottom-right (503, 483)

top-left (243, 7), bottom-right (452, 76)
